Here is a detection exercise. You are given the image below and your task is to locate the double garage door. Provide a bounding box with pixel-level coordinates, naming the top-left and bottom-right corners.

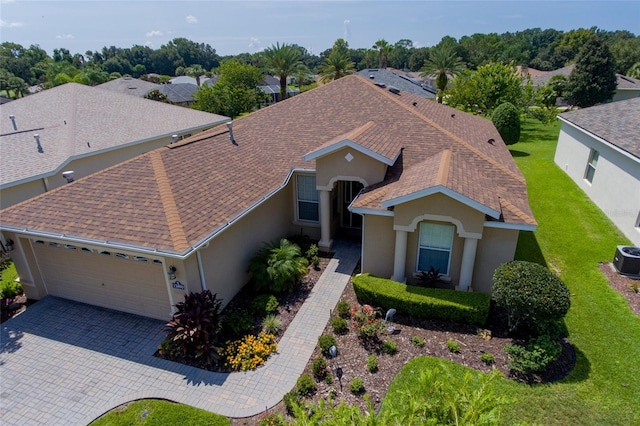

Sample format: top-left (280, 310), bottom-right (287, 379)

top-left (32, 241), bottom-right (170, 320)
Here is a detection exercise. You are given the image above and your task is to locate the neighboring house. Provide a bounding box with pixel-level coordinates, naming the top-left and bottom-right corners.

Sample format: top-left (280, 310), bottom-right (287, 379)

top-left (0, 75), bottom-right (536, 321)
top-left (554, 97), bottom-right (640, 246)
top-left (0, 82), bottom-right (229, 209)
top-left (528, 64), bottom-right (640, 103)
top-left (260, 75), bottom-right (300, 105)
top-left (97, 76), bottom-right (160, 97)
top-left (157, 83), bottom-right (200, 105)
top-left (356, 68), bottom-right (437, 99)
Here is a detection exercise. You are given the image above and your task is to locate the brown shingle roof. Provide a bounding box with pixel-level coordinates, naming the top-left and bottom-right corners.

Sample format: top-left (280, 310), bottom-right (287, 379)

top-left (0, 76), bottom-right (535, 254)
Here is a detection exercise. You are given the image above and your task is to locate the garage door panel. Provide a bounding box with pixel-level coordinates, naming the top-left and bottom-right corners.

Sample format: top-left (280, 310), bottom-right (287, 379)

top-left (32, 243), bottom-right (170, 320)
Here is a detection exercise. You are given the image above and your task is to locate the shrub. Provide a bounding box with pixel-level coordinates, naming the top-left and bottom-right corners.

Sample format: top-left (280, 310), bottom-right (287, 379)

top-left (164, 290), bottom-right (223, 366)
top-left (261, 314), bottom-right (282, 335)
top-left (325, 374), bottom-right (333, 385)
top-left (283, 389), bottom-right (301, 415)
top-left (250, 294), bottom-right (279, 317)
top-left (481, 352), bottom-right (495, 365)
top-left (219, 333), bottom-right (278, 371)
top-left (350, 304), bottom-right (384, 340)
top-left (312, 356), bottom-right (328, 380)
top-left (349, 377), bottom-right (365, 394)
top-left (318, 334), bottom-right (337, 357)
top-left (447, 339), bottom-right (461, 353)
top-left (221, 310), bottom-right (254, 338)
top-left (411, 336), bottom-right (425, 347)
top-left (331, 316), bottom-right (348, 334)
top-left (336, 300), bottom-right (351, 318)
top-left (296, 373), bottom-right (316, 397)
top-left (248, 239), bottom-right (309, 293)
top-left (416, 266), bottom-right (441, 287)
top-left (306, 244), bottom-right (320, 269)
top-left (382, 340), bottom-right (398, 355)
top-left (259, 412), bottom-right (286, 426)
top-left (0, 279), bottom-right (22, 300)
top-left (367, 355), bottom-right (378, 373)
top-left (492, 261), bottom-right (571, 336)
top-left (504, 334), bottom-right (562, 375)
top-left (353, 274), bottom-right (490, 326)
top-left (492, 102), bottom-right (521, 145)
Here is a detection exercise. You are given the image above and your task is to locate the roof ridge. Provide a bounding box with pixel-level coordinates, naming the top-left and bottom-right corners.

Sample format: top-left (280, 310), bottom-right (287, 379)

top-left (499, 197), bottom-right (536, 225)
top-left (348, 121), bottom-right (376, 141)
top-left (436, 149), bottom-right (451, 186)
top-left (149, 150), bottom-right (189, 251)
top-left (357, 76), bottom-right (525, 184)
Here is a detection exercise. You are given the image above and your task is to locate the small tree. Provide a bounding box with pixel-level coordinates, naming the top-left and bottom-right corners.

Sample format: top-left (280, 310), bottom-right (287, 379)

top-left (492, 261), bottom-right (570, 336)
top-left (492, 102), bottom-right (521, 145)
top-left (565, 37), bottom-right (617, 108)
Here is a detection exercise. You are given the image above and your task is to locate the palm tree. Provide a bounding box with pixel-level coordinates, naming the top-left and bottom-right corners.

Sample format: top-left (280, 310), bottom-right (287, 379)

top-left (263, 42), bottom-right (302, 101)
top-left (372, 39), bottom-right (391, 68)
top-left (293, 63), bottom-right (311, 90)
top-left (420, 45), bottom-right (465, 103)
top-left (318, 51), bottom-right (356, 83)
top-left (249, 239), bottom-right (308, 293)
top-left (184, 64), bottom-right (207, 86)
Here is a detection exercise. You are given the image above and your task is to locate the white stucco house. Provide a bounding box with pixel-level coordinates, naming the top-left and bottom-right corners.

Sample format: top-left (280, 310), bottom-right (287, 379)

top-left (554, 97), bottom-right (640, 246)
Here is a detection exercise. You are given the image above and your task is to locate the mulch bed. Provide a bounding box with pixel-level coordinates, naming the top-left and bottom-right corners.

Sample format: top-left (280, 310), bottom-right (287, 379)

top-left (0, 293), bottom-right (35, 324)
top-left (599, 262), bottom-right (640, 317)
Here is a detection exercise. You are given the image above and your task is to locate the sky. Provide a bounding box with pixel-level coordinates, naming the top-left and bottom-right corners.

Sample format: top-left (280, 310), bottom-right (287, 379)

top-left (1, 0), bottom-right (639, 56)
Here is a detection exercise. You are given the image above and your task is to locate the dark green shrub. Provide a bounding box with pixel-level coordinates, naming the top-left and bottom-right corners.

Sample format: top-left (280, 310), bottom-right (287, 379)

top-left (504, 335), bottom-right (562, 375)
top-left (336, 300), bottom-right (351, 318)
top-left (283, 389), bottom-right (301, 415)
top-left (318, 334), bottom-right (337, 357)
top-left (0, 279), bottom-right (22, 300)
top-left (305, 244), bottom-right (320, 269)
top-left (382, 340), bottom-right (398, 355)
top-left (248, 239), bottom-right (309, 293)
top-left (249, 294), bottom-right (279, 317)
top-left (446, 339), bottom-right (461, 353)
top-left (492, 102), bottom-right (521, 145)
top-left (367, 355), bottom-right (378, 373)
top-left (312, 356), bottom-right (328, 380)
top-left (481, 352), bottom-right (495, 365)
top-left (492, 261), bottom-right (570, 336)
top-left (221, 310), bottom-right (254, 338)
top-left (411, 336), bottom-right (425, 347)
top-left (296, 373), bottom-right (316, 396)
top-left (164, 290), bottom-right (222, 366)
top-left (331, 316), bottom-right (348, 334)
top-left (349, 377), bottom-right (365, 394)
top-left (325, 374), bottom-right (333, 385)
top-left (353, 274), bottom-right (490, 326)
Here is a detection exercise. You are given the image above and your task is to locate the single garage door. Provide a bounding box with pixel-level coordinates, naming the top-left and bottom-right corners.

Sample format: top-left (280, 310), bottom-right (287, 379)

top-left (32, 241), bottom-right (170, 320)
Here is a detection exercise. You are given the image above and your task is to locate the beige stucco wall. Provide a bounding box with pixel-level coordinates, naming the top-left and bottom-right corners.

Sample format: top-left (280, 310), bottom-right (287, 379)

top-left (198, 181), bottom-right (296, 308)
top-left (613, 90), bottom-right (640, 103)
top-left (315, 147), bottom-right (387, 189)
top-left (361, 214), bottom-right (395, 278)
top-left (0, 180), bottom-right (46, 210)
top-left (7, 233), bottom-right (48, 300)
top-left (473, 227), bottom-right (520, 293)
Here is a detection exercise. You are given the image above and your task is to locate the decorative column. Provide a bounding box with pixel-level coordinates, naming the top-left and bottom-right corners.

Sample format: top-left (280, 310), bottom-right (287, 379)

top-left (318, 189), bottom-right (333, 252)
top-left (458, 237), bottom-right (479, 291)
top-left (391, 229), bottom-right (408, 283)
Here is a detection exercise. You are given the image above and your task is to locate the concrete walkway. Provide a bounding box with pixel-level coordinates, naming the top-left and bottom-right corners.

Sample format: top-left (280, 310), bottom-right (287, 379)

top-left (0, 239), bottom-right (360, 425)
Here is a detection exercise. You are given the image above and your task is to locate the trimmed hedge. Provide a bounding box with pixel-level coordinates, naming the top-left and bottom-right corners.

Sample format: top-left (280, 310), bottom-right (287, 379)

top-left (352, 274), bottom-right (490, 326)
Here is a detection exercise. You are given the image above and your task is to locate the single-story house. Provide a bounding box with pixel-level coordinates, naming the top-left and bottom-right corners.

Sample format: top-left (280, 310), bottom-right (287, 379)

top-left (96, 76), bottom-right (160, 97)
top-left (0, 75), bottom-right (536, 320)
top-left (260, 74), bottom-right (300, 105)
top-left (356, 68), bottom-right (437, 99)
top-left (554, 97), bottom-right (640, 246)
top-left (0, 82), bottom-right (229, 209)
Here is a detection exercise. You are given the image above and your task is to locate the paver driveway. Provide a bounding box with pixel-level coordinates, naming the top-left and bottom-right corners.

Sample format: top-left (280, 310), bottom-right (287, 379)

top-left (0, 240), bottom-right (360, 425)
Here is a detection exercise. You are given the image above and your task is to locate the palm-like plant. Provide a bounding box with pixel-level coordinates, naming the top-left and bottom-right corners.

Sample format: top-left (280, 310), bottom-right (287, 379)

top-left (318, 51), bottom-right (356, 83)
top-left (249, 239), bottom-right (309, 293)
top-left (420, 45), bottom-right (465, 103)
top-left (184, 64), bottom-right (207, 86)
top-left (372, 39), bottom-right (391, 68)
top-left (263, 42), bottom-right (302, 101)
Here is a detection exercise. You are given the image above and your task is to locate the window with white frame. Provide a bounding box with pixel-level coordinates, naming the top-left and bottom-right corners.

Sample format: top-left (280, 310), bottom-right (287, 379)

top-left (296, 174), bottom-right (319, 222)
top-left (417, 223), bottom-right (455, 275)
top-left (585, 149), bottom-right (599, 183)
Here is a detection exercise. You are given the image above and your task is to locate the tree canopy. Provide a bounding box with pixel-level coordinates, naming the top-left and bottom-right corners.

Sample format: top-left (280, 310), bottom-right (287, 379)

top-left (565, 37), bottom-right (617, 107)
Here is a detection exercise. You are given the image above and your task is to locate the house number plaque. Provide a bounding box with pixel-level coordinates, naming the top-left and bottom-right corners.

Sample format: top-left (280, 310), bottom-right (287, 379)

top-left (172, 280), bottom-right (185, 290)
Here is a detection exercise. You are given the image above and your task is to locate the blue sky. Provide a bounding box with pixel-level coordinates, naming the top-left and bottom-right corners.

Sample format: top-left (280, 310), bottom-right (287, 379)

top-left (1, 1), bottom-right (639, 56)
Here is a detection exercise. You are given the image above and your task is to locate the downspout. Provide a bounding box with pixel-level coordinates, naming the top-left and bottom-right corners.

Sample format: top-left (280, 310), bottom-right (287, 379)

top-left (42, 177), bottom-right (50, 192)
top-left (197, 249), bottom-right (207, 291)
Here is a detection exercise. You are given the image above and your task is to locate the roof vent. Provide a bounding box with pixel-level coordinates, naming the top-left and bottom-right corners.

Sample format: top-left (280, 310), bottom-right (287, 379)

top-left (62, 170), bottom-right (75, 183)
top-left (171, 134), bottom-right (179, 144)
top-left (34, 134), bottom-right (43, 153)
top-left (9, 114), bottom-right (17, 131)
top-left (226, 121), bottom-right (236, 144)
top-left (374, 82), bottom-right (386, 88)
top-left (487, 138), bottom-right (495, 145)
top-left (388, 86), bottom-right (400, 95)
top-left (412, 102), bottom-right (418, 107)
top-left (369, 74), bottom-right (375, 79)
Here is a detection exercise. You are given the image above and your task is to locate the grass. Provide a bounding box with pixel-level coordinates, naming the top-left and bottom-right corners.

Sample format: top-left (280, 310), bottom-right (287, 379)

top-left (382, 117), bottom-right (640, 425)
top-left (1, 260), bottom-right (18, 287)
top-left (89, 399), bottom-right (230, 425)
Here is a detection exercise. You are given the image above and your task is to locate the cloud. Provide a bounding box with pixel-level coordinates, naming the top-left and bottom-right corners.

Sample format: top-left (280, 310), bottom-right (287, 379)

top-left (56, 34), bottom-right (74, 40)
top-left (343, 19), bottom-right (351, 41)
top-left (0, 20), bottom-right (23, 28)
top-left (186, 15), bottom-right (198, 24)
top-left (249, 37), bottom-right (261, 49)
top-left (146, 30), bottom-right (163, 37)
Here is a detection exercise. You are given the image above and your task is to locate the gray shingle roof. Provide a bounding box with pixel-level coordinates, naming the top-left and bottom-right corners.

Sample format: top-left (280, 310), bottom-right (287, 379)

top-left (559, 97), bottom-right (640, 159)
top-left (158, 83), bottom-right (199, 103)
top-left (356, 69), bottom-right (436, 98)
top-left (96, 77), bottom-right (159, 97)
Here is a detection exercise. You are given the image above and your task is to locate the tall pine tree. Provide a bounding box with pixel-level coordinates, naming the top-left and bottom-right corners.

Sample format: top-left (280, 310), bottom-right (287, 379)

top-left (566, 38), bottom-right (617, 108)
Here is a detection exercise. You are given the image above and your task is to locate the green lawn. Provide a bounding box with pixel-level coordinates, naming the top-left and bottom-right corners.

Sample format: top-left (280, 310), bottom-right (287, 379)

top-left (89, 399), bottom-right (230, 426)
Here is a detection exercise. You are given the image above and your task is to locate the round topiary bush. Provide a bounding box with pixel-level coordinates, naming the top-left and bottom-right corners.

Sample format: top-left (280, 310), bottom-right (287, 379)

top-left (492, 260), bottom-right (570, 336)
top-left (492, 102), bottom-right (521, 145)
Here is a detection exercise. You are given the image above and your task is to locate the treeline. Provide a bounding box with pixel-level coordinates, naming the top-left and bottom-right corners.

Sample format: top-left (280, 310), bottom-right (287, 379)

top-left (1, 27), bottom-right (639, 98)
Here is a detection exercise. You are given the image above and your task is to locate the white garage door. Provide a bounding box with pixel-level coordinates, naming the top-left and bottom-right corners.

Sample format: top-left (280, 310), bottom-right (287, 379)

top-left (32, 241), bottom-right (170, 320)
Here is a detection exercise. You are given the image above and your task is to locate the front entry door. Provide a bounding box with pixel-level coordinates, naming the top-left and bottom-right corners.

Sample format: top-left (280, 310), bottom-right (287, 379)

top-left (341, 181), bottom-right (364, 229)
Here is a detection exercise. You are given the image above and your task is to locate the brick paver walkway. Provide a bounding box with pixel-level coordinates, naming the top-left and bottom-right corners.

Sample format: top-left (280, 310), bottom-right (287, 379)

top-left (0, 239), bottom-right (360, 425)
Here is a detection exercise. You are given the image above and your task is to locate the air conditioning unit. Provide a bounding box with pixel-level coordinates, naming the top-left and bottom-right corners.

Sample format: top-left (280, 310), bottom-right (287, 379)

top-left (613, 246), bottom-right (640, 275)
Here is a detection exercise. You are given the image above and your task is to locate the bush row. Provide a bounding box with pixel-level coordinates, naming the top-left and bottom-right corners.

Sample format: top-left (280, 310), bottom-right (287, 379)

top-left (352, 273), bottom-right (490, 326)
